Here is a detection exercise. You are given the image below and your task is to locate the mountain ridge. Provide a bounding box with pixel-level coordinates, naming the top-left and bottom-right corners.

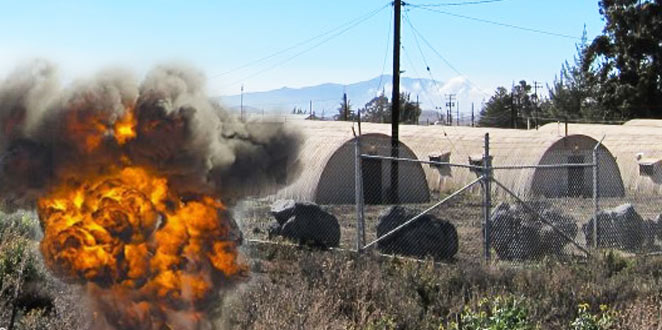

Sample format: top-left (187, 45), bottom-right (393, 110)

top-left (217, 75), bottom-right (487, 120)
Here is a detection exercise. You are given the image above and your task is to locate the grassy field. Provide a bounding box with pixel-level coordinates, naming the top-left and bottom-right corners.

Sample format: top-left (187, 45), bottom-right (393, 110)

top-left (2, 199), bottom-right (662, 329)
top-left (222, 243), bottom-right (662, 329)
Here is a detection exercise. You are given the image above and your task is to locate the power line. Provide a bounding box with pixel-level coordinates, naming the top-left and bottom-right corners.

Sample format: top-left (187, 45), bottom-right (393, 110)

top-left (375, 5), bottom-right (394, 97)
top-left (216, 4), bottom-right (389, 90)
top-left (400, 34), bottom-right (471, 159)
top-left (407, 4), bottom-right (581, 40)
top-left (403, 11), bottom-right (453, 108)
top-left (402, 11), bottom-right (485, 157)
top-left (210, 4), bottom-right (390, 79)
top-left (231, 97), bottom-right (338, 108)
top-left (403, 13), bottom-right (492, 97)
top-left (409, 0), bottom-right (505, 7)
top-left (401, 45), bottom-right (444, 112)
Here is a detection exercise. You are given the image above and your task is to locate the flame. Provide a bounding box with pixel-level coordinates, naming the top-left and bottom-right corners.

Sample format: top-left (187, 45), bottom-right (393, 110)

top-left (114, 108), bottom-right (137, 145)
top-left (64, 105), bottom-right (138, 152)
top-left (38, 165), bottom-right (245, 328)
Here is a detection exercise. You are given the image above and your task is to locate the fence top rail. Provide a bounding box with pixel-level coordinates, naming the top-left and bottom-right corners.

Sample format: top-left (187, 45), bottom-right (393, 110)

top-left (492, 163), bottom-right (597, 170)
top-left (360, 154), bottom-right (483, 170)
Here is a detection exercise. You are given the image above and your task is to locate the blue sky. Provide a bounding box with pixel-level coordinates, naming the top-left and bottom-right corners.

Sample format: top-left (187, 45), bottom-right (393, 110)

top-left (0, 0), bottom-right (604, 98)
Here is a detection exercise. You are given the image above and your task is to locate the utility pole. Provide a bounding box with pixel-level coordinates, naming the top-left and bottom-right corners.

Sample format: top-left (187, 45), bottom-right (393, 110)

top-left (445, 94), bottom-right (456, 126)
top-left (240, 84), bottom-right (244, 121)
top-left (343, 92), bottom-right (349, 121)
top-left (309, 100), bottom-right (313, 117)
top-left (533, 81), bottom-right (543, 130)
top-left (456, 100), bottom-right (460, 126)
top-left (435, 106), bottom-right (444, 123)
top-left (416, 94), bottom-right (419, 125)
top-left (471, 102), bottom-right (475, 127)
top-left (390, 0), bottom-right (401, 204)
top-left (510, 82), bottom-right (516, 129)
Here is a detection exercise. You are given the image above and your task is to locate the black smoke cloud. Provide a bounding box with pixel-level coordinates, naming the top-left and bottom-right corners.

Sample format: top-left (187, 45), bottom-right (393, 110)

top-left (0, 60), bottom-right (300, 209)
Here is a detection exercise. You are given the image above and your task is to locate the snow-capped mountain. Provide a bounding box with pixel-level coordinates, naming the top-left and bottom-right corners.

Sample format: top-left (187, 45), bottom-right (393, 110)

top-left (217, 75), bottom-right (488, 121)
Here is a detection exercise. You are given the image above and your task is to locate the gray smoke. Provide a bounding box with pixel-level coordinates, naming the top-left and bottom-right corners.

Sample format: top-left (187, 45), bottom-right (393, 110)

top-left (0, 61), bottom-right (300, 209)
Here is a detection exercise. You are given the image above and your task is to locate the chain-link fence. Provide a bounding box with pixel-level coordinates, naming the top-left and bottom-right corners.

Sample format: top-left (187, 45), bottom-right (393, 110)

top-left (237, 131), bottom-right (662, 262)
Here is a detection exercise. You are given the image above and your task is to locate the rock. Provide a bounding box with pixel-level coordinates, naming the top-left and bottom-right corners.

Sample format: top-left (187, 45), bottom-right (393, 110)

top-left (274, 202), bottom-right (340, 248)
top-left (270, 199), bottom-right (296, 225)
top-left (267, 220), bottom-right (281, 239)
top-left (583, 204), bottom-right (646, 251)
top-left (642, 219), bottom-right (659, 249)
top-left (539, 208), bottom-right (579, 254)
top-left (376, 206), bottom-right (458, 260)
top-left (652, 214), bottom-right (662, 241)
top-left (490, 202), bottom-right (578, 260)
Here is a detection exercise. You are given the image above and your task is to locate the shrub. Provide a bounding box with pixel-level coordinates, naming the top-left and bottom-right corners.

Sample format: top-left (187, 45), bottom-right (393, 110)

top-left (0, 211), bottom-right (41, 240)
top-left (569, 303), bottom-right (618, 330)
top-left (444, 295), bottom-right (534, 330)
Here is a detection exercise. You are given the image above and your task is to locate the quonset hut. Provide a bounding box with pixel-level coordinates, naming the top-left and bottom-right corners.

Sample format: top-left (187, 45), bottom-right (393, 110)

top-left (272, 121), bottom-right (625, 203)
top-left (396, 125), bottom-right (624, 198)
top-left (274, 121), bottom-right (430, 204)
top-left (538, 121), bottom-right (662, 196)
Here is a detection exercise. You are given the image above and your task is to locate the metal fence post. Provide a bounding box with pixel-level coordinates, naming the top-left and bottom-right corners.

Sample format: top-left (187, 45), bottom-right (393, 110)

top-left (354, 135), bottom-right (366, 253)
top-left (483, 133), bottom-right (492, 261)
top-left (592, 145), bottom-right (599, 249)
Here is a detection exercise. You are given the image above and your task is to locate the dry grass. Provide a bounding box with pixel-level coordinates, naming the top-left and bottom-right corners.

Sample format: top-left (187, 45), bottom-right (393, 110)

top-left (223, 244), bottom-right (662, 329)
top-left (3, 200), bottom-right (662, 329)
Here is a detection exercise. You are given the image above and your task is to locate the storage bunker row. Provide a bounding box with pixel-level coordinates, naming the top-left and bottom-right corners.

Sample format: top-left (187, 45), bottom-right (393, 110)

top-left (272, 121), bottom-right (626, 204)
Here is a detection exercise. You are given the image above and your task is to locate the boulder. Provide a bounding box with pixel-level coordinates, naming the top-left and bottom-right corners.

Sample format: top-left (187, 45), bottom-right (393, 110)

top-left (376, 206), bottom-right (458, 260)
top-left (491, 202), bottom-right (578, 260)
top-left (651, 214), bottom-right (662, 241)
top-left (267, 220), bottom-right (282, 239)
top-left (270, 201), bottom-right (340, 248)
top-left (642, 219), bottom-right (659, 249)
top-left (583, 204), bottom-right (646, 251)
top-left (270, 199), bottom-right (297, 225)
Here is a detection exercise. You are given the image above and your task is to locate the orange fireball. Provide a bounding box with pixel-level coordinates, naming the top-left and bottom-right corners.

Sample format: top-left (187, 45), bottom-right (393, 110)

top-left (38, 165), bottom-right (245, 328)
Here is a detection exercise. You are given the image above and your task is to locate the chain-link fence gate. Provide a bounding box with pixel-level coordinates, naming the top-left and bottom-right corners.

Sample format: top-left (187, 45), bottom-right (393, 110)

top-left (353, 133), bottom-right (486, 262)
top-left (238, 129), bottom-right (662, 262)
top-left (353, 133), bottom-right (618, 262)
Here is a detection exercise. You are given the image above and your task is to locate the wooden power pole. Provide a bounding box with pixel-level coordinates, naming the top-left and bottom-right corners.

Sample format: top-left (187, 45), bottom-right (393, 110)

top-left (343, 92), bottom-right (349, 121)
top-left (390, 0), bottom-right (401, 204)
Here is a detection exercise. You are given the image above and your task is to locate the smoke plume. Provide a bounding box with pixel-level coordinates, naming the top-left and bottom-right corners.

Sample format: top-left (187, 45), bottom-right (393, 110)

top-left (0, 60), bottom-right (301, 329)
top-left (0, 61), bottom-right (300, 209)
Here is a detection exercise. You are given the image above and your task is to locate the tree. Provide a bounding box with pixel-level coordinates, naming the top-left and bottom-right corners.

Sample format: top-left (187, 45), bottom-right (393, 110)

top-left (361, 93), bottom-right (390, 123)
top-left (478, 87), bottom-right (512, 127)
top-left (334, 94), bottom-right (357, 121)
top-left (544, 29), bottom-right (601, 121)
top-left (291, 107), bottom-right (306, 114)
top-left (359, 92), bottom-right (421, 124)
top-left (479, 81), bottom-right (534, 128)
top-left (397, 92), bottom-right (422, 124)
top-left (512, 80), bottom-right (534, 122)
top-left (583, 0), bottom-right (662, 119)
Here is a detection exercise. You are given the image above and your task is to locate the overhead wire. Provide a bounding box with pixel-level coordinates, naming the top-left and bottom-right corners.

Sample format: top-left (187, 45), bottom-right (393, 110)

top-left (403, 11), bottom-right (492, 98)
top-left (217, 4), bottom-right (390, 90)
top-left (210, 3), bottom-right (390, 80)
top-left (234, 97), bottom-right (339, 108)
top-left (407, 4), bottom-right (581, 40)
top-left (403, 10), bottom-right (453, 108)
top-left (401, 10), bottom-right (475, 159)
top-left (410, 0), bottom-right (505, 7)
top-left (374, 5), bottom-right (393, 98)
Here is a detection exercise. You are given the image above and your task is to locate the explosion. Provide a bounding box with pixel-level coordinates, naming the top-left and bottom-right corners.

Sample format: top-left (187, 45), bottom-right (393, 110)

top-left (0, 61), bottom-right (300, 329)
